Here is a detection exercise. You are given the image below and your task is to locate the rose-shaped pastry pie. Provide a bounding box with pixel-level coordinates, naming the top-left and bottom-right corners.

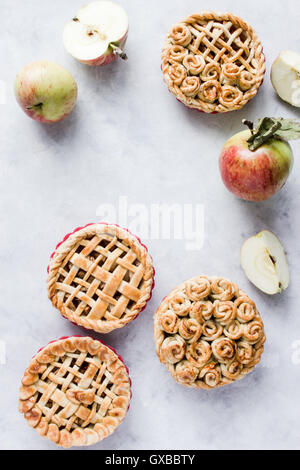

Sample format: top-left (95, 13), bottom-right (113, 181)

top-left (154, 276), bottom-right (266, 390)
top-left (162, 11), bottom-right (265, 113)
top-left (47, 224), bottom-right (154, 334)
top-left (18, 336), bottom-right (131, 448)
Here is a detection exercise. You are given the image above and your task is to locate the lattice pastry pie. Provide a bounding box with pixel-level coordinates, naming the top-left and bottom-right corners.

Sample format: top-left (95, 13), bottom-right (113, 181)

top-left (154, 276), bottom-right (265, 389)
top-left (47, 224), bottom-right (154, 333)
top-left (162, 12), bottom-right (265, 113)
top-left (18, 336), bottom-right (131, 448)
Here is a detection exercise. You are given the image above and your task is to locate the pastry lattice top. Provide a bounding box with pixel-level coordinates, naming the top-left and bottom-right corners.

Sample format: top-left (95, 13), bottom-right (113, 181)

top-left (162, 12), bottom-right (265, 113)
top-left (47, 224), bottom-right (154, 333)
top-left (19, 337), bottom-right (131, 448)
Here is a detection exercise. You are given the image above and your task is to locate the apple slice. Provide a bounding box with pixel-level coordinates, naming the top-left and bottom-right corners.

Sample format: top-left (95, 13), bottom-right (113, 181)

top-left (63, 1), bottom-right (128, 66)
top-left (271, 50), bottom-right (300, 107)
top-left (241, 230), bottom-right (289, 295)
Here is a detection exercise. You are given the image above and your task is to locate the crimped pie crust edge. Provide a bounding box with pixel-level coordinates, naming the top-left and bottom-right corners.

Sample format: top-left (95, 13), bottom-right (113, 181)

top-left (161, 11), bottom-right (266, 113)
top-left (18, 336), bottom-right (131, 448)
top-left (47, 223), bottom-right (154, 333)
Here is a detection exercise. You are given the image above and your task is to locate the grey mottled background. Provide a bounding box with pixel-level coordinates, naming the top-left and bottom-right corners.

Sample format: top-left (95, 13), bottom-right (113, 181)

top-left (1, 0), bottom-right (300, 450)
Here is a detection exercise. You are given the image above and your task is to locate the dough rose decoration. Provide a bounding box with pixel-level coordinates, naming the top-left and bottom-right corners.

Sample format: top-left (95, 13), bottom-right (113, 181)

top-left (154, 276), bottom-right (265, 390)
top-left (162, 11), bottom-right (265, 113)
top-left (47, 223), bottom-right (154, 333)
top-left (18, 336), bottom-right (131, 448)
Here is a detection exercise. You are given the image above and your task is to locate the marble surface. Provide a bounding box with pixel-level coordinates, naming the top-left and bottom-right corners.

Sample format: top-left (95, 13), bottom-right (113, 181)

top-left (1, 0), bottom-right (300, 451)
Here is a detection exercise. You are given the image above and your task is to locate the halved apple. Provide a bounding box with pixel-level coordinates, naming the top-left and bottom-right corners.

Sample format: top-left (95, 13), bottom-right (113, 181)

top-left (241, 230), bottom-right (289, 295)
top-left (271, 50), bottom-right (300, 107)
top-left (63, 1), bottom-right (129, 66)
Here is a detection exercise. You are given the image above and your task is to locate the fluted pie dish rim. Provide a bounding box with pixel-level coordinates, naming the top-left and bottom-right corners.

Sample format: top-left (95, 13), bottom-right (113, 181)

top-left (47, 223), bottom-right (155, 334)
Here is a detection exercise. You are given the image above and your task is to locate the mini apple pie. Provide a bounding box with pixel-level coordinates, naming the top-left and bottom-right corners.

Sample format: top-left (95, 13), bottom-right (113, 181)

top-left (18, 336), bottom-right (131, 448)
top-left (162, 12), bottom-right (266, 113)
top-left (47, 224), bottom-right (154, 333)
top-left (154, 276), bottom-right (265, 389)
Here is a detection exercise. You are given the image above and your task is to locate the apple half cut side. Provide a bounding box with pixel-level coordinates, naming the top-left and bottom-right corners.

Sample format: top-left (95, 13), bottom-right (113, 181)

top-left (271, 50), bottom-right (300, 107)
top-left (241, 230), bottom-right (290, 295)
top-left (63, 1), bottom-right (129, 66)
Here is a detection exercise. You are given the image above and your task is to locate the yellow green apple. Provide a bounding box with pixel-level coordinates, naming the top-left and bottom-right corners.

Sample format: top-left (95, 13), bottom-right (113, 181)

top-left (14, 60), bottom-right (78, 123)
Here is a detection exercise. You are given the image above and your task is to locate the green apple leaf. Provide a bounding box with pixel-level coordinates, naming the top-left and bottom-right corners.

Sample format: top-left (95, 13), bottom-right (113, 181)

top-left (273, 118), bottom-right (300, 139)
top-left (245, 117), bottom-right (300, 151)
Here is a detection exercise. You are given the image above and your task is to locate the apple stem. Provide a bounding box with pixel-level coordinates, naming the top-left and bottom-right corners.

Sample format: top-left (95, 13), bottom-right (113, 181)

top-left (242, 119), bottom-right (254, 135)
top-left (110, 43), bottom-right (128, 60)
top-left (26, 103), bottom-right (43, 110)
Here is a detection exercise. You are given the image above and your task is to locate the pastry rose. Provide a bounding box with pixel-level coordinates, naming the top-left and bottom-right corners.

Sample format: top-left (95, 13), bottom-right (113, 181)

top-left (154, 276), bottom-right (266, 390)
top-left (185, 276), bottom-right (211, 301)
top-left (235, 296), bottom-right (256, 323)
top-left (161, 12), bottom-right (266, 114)
top-left (211, 278), bottom-right (238, 301)
top-left (239, 71), bottom-right (256, 91)
top-left (198, 80), bottom-right (221, 103)
top-left (175, 360), bottom-right (199, 384)
top-left (158, 309), bottom-right (179, 334)
top-left (178, 318), bottom-right (202, 343)
top-left (183, 54), bottom-right (205, 75)
top-left (236, 340), bottom-right (255, 365)
top-left (220, 360), bottom-right (243, 380)
top-left (220, 63), bottom-right (241, 85)
top-left (169, 293), bottom-right (191, 317)
top-left (200, 63), bottom-right (221, 82)
top-left (186, 340), bottom-right (212, 367)
top-left (212, 337), bottom-right (236, 363)
top-left (170, 23), bottom-right (192, 47)
top-left (168, 63), bottom-right (187, 86)
top-left (181, 76), bottom-right (201, 97)
top-left (224, 320), bottom-right (244, 340)
top-left (160, 335), bottom-right (186, 364)
top-left (167, 45), bottom-right (188, 63)
top-left (243, 320), bottom-right (264, 344)
top-left (202, 320), bottom-right (223, 341)
top-left (190, 300), bottom-right (214, 323)
top-left (213, 301), bottom-right (237, 326)
top-left (219, 85), bottom-right (243, 108)
top-left (199, 363), bottom-right (221, 388)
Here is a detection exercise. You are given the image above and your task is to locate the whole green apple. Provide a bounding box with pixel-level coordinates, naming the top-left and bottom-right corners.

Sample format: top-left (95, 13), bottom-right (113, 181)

top-left (14, 61), bottom-right (78, 123)
top-left (219, 118), bottom-right (299, 202)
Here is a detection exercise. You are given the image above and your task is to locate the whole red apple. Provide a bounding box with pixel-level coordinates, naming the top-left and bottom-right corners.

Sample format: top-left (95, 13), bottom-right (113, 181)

top-left (219, 118), bottom-right (297, 202)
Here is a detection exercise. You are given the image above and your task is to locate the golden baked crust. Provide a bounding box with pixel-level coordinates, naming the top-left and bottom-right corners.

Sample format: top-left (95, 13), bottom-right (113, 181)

top-left (162, 12), bottom-right (266, 113)
top-left (154, 276), bottom-right (266, 389)
top-left (47, 224), bottom-right (154, 333)
top-left (18, 336), bottom-right (131, 448)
